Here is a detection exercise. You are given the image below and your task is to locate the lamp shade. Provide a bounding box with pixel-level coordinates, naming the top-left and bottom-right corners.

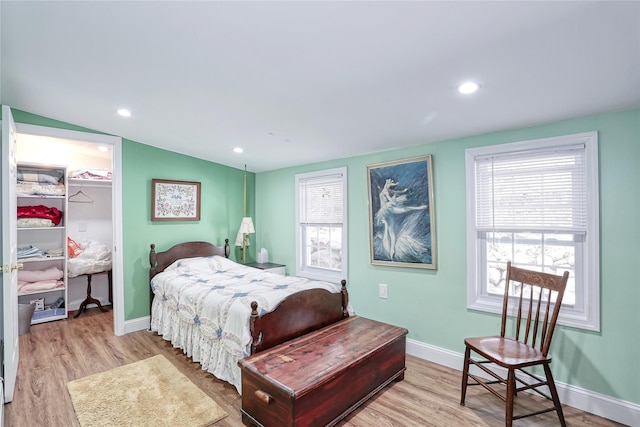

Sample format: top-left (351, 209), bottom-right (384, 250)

top-left (235, 217), bottom-right (255, 247)
top-left (239, 217), bottom-right (255, 234)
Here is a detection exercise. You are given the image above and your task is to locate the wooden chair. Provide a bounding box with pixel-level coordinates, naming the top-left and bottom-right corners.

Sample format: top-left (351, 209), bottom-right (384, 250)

top-left (460, 261), bottom-right (569, 426)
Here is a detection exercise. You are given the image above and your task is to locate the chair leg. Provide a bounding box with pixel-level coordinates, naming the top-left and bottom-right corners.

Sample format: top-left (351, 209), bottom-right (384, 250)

top-left (460, 346), bottom-right (471, 405)
top-left (543, 364), bottom-right (566, 427)
top-left (506, 368), bottom-right (515, 427)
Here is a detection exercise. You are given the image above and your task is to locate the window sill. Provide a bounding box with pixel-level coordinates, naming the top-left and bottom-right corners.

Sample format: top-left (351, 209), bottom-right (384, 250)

top-left (468, 294), bottom-right (599, 332)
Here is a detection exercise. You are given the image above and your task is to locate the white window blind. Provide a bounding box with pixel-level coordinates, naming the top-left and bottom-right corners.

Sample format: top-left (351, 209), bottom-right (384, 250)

top-left (466, 132), bottom-right (600, 331)
top-left (298, 173), bottom-right (344, 225)
top-left (295, 167), bottom-right (347, 283)
top-left (475, 145), bottom-right (587, 233)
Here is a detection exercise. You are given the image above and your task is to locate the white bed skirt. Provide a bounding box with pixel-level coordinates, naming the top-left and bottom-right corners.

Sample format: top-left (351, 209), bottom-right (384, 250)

top-left (150, 297), bottom-right (246, 394)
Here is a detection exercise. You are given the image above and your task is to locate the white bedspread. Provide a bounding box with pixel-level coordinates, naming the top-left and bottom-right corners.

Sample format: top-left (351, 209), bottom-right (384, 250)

top-left (149, 255), bottom-right (342, 393)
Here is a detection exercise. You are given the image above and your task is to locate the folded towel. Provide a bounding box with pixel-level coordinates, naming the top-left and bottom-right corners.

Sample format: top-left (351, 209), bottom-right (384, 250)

top-left (18, 266), bottom-right (64, 282)
top-left (18, 280), bottom-right (64, 293)
top-left (17, 169), bottom-right (63, 184)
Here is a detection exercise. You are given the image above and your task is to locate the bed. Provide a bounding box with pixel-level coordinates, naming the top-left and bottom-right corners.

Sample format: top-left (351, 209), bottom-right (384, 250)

top-left (148, 240), bottom-right (350, 393)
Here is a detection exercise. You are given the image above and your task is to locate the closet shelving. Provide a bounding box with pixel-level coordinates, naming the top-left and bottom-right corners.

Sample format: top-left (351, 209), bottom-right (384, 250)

top-left (68, 178), bottom-right (111, 188)
top-left (17, 162), bottom-right (69, 324)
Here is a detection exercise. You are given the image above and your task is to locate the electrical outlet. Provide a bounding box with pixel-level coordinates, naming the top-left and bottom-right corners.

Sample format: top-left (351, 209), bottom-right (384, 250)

top-left (78, 221), bottom-right (87, 232)
top-left (379, 284), bottom-right (388, 299)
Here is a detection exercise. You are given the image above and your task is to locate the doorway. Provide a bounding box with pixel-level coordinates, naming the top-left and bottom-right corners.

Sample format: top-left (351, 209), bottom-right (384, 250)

top-left (13, 123), bottom-right (124, 336)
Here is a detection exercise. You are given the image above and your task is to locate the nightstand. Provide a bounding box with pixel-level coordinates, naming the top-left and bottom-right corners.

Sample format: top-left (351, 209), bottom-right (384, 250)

top-left (246, 262), bottom-right (286, 276)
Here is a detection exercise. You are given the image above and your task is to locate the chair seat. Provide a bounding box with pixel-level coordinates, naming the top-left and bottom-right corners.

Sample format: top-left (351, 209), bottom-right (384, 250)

top-left (465, 336), bottom-right (552, 369)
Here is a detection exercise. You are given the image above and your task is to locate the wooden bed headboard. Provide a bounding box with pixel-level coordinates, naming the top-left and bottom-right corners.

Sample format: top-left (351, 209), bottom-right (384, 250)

top-left (149, 239), bottom-right (230, 280)
top-left (149, 240), bottom-right (230, 315)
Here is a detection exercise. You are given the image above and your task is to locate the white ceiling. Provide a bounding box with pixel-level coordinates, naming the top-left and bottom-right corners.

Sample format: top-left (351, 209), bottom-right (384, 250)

top-left (2, 1), bottom-right (639, 173)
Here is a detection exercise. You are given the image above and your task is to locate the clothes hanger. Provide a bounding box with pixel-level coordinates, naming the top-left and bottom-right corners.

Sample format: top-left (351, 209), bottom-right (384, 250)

top-left (68, 189), bottom-right (94, 203)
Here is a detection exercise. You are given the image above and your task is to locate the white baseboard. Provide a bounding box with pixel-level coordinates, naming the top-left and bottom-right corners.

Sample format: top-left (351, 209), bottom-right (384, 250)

top-left (124, 315), bottom-right (150, 335)
top-left (407, 339), bottom-right (639, 427)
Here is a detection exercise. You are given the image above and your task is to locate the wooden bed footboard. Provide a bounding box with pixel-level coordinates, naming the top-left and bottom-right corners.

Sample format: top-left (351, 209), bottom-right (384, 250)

top-left (249, 279), bottom-right (349, 354)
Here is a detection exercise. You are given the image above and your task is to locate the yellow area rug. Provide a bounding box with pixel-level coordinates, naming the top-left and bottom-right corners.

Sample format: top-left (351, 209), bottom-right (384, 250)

top-left (67, 355), bottom-right (227, 427)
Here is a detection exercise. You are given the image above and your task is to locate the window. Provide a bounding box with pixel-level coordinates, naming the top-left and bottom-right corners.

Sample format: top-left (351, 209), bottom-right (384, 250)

top-left (466, 132), bottom-right (600, 331)
top-left (295, 167), bottom-right (347, 283)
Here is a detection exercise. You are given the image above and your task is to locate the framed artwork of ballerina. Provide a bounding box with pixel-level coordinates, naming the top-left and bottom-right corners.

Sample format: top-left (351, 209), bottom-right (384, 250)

top-left (367, 155), bottom-right (436, 269)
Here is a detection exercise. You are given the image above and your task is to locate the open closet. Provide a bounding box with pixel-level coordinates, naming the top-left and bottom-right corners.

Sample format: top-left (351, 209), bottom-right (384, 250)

top-left (3, 108), bottom-right (124, 405)
top-left (16, 132), bottom-right (116, 322)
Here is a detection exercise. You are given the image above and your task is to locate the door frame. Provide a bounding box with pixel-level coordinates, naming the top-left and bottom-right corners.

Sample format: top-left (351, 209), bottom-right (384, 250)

top-left (12, 123), bottom-right (125, 336)
top-left (2, 106), bottom-right (19, 405)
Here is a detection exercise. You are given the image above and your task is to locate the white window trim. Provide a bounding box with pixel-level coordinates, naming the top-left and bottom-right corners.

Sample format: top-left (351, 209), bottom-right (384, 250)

top-left (466, 132), bottom-right (600, 331)
top-left (295, 167), bottom-right (348, 284)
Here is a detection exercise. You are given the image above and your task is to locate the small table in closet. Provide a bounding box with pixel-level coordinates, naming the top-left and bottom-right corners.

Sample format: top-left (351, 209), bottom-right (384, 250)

top-left (73, 269), bottom-right (113, 318)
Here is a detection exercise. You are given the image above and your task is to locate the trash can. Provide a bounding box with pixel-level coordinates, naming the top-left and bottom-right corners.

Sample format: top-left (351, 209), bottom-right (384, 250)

top-left (18, 303), bottom-right (36, 335)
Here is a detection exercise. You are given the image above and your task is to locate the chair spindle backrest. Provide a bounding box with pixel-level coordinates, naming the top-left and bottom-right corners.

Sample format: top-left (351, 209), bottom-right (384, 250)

top-left (500, 261), bottom-right (569, 356)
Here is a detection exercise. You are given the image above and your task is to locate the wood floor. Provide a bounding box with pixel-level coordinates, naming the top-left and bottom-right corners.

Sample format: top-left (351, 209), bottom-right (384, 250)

top-left (4, 308), bottom-right (624, 427)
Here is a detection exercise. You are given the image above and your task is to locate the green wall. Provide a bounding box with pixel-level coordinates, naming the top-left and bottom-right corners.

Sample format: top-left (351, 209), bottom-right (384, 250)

top-left (6, 108), bottom-right (255, 320)
top-left (121, 141), bottom-right (254, 319)
top-left (255, 108), bottom-right (640, 405)
top-left (6, 106), bottom-right (640, 405)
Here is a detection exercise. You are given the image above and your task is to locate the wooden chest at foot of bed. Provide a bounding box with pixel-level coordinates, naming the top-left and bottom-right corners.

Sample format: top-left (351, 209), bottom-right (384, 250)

top-left (238, 315), bottom-right (408, 427)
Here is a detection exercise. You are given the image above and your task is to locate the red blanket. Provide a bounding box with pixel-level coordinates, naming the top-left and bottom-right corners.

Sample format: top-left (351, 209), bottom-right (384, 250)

top-left (17, 205), bottom-right (62, 226)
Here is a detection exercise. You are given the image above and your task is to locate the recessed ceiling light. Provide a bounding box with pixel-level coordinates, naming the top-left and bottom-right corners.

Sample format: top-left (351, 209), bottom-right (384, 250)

top-left (234, 147), bottom-right (243, 154)
top-left (458, 81), bottom-right (480, 94)
top-left (117, 108), bottom-right (132, 117)
top-left (97, 145), bottom-right (108, 152)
